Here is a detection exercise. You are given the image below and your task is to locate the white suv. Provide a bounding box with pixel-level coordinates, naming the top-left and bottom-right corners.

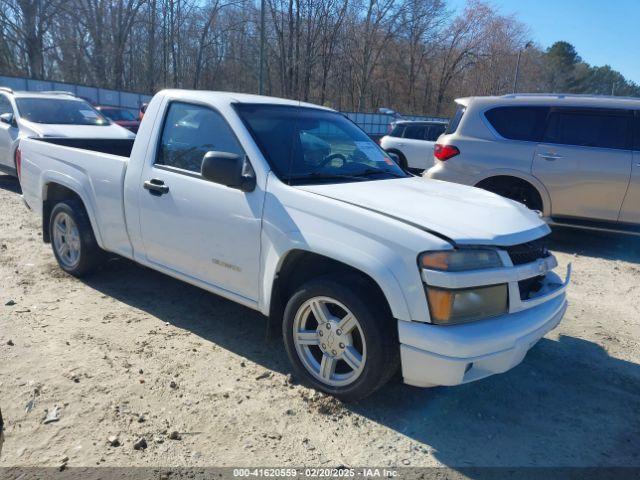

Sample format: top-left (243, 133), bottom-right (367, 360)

top-left (0, 87), bottom-right (134, 178)
top-left (380, 120), bottom-right (447, 171)
top-left (425, 94), bottom-right (640, 234)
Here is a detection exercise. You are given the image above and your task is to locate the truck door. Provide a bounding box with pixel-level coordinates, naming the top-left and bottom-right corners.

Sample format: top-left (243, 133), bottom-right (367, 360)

top-left (532, 107), bottom-right (632, 221)
top-left (137, 101), bottom-right (264, 302)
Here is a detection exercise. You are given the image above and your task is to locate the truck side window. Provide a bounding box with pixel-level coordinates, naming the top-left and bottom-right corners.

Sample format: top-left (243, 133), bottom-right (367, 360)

top-left (156, 102), bottom-right (244, 173)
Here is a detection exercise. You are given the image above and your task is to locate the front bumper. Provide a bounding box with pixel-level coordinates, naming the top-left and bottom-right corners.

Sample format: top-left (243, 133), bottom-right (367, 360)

top-left (399, 262), bottom-right (570, 387)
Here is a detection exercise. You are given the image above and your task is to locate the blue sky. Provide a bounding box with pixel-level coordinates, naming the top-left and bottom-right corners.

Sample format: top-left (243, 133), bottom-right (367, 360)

top-left (448, 0), bottom-right (640, 84)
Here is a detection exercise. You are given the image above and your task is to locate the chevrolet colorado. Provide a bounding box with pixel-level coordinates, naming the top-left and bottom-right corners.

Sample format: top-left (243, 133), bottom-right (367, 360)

top-left (19, 90), bottom-right (570, 400)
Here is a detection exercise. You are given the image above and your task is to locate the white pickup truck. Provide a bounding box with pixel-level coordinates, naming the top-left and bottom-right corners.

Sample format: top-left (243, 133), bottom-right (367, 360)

top-left (19, 90), bottom-right (570, 400)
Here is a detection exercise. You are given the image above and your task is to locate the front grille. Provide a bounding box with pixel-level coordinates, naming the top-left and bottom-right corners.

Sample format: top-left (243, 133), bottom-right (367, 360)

top-left (504, 236), bottom-right (550, 266)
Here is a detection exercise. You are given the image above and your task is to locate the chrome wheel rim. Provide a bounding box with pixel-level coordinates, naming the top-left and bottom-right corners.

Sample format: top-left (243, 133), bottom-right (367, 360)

top-left (52, 212), bottom-right (81, 269)
top-left (292, 296), bottom-right (366, 387)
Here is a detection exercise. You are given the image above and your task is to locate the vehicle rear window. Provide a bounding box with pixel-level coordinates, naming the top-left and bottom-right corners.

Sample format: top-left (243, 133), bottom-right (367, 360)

top-left (0, 95), bottom-right (12, 115)
top-left (426, 124), bottom-right (446, 141)
top-left (16, 98), bottom-right (109, 125)
top-left (543, 108), bottom-right (631, 150)
top-left (445, 105), bottom-right (465, 134)
top-left (485, 106), bottom-right (549, 141)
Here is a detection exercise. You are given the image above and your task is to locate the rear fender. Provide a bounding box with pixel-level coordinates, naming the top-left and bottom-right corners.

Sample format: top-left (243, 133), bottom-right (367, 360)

top-left (41, 171), bottom-right (106, 249)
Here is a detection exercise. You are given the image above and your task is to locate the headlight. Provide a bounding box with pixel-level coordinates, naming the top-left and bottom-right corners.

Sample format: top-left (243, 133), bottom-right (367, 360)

top-left (420, 249), bottom-right (502, 271)
top-left (425, 284), bottom-right (508, 325)
top-left (420, 249), bottom-right (507, 324)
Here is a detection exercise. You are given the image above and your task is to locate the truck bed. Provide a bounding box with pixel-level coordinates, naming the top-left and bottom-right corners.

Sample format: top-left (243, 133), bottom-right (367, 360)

top-left (20, 136), bottom-right (134, 259)
top-left (32, 137), bottom-right (135, 158)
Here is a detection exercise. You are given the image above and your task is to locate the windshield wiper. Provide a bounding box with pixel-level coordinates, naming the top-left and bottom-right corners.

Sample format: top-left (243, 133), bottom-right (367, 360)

top-left (353, 168), bottom-right (407, 178)
top-left (287, 172), bottom-right (369, 184)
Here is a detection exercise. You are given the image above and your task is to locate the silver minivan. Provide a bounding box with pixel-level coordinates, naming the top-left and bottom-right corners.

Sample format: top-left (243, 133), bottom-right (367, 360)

top-left (425, 94), bottom-right (640, 234)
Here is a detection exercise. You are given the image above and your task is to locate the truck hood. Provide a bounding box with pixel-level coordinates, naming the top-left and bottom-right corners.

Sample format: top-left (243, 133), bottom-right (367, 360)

top-left (296, 177), bottom-right (550, 246)
top-left (19, 120), bottom-right (135, 139)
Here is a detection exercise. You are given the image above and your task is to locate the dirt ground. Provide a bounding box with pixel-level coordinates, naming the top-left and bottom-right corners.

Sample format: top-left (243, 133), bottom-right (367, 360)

top-left (0, 173), bottom-right (639, 470)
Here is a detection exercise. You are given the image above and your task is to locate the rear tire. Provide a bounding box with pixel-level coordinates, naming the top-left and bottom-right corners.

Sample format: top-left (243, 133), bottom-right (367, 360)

top-left (282, 275), bottom-right (399, 401)
top-left (49, 200), bottom-right (105, 277)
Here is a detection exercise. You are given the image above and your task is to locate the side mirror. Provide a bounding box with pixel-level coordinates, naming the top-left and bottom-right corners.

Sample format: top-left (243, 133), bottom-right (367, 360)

top-left (0, 113), bottom-right (15, 127)
top-left (201, 151), bottom-right (256, 192)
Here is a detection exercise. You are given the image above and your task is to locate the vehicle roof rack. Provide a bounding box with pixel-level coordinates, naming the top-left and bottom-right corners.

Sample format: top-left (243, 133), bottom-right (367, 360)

top-left (0, 86), bottom-right (13, 94)
top-left (38, 90), bottom-right (76, 96)
top-left (502, 92), bottom-right (640, 102)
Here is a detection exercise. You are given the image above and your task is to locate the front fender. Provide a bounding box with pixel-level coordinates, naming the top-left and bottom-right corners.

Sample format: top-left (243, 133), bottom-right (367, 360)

top-left (259, 228), bottom-right (414, 322)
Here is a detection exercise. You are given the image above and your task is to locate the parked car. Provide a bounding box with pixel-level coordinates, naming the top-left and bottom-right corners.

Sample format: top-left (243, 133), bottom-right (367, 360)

top-left (19, 89), bottom-right (570, 400)
top-left (95, 105), bottom-right (140, 133)
top-left (425, 94), bottom-right (640, 234)
top-left (380, 120), bottom-right (447, 171)
top-left (0, 87), bottom-right (135, 178)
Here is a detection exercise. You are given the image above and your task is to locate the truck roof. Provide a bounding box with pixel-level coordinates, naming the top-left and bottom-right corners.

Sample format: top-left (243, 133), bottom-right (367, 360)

top-left (159, 89), bottom-right (335, 111)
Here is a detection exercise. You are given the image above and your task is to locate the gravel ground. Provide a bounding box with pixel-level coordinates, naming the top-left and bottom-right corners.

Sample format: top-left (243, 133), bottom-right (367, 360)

top-left (0, 173), bottom-right (639, 469)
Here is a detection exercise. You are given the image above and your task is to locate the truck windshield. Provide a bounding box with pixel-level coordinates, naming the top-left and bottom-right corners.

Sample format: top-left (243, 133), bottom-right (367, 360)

top-left (16, 98), bottom-right (110, 126)
top-left (235, 104), bottom-right (407, 184)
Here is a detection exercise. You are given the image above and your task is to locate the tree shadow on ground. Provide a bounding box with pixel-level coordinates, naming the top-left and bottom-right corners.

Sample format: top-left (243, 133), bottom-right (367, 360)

top-left (81, 258), bottom-right (640, 470)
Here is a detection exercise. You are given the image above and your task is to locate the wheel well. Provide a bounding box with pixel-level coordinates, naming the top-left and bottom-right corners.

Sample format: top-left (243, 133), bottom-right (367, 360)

top-left (384, 148), bottom-right (407, 166)
top-left (475, 175), bottom-right (543, 211)
top-left (268, 250), bottom-right (392, 332)
top-left (42, 183), bottom-right (84, 243)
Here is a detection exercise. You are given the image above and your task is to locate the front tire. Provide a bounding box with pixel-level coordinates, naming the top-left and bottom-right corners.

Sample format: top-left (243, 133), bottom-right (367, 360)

top-left (283, 276), bottom-right (399, 401)
top-left (49, 200), bottom-right (104, 277)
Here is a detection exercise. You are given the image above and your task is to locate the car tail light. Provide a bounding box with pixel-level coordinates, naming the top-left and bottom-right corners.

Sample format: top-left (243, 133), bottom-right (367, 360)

top-left (434, 143), bottom-right (459, 161)
top-left (15, 148), bottom-right (22, 180)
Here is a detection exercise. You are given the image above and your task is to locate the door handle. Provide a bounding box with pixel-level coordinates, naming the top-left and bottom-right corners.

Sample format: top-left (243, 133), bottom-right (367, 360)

top-left (143, 179), bottom-right (169, 196)
top-left (538, 153), bottom-right (564, 161)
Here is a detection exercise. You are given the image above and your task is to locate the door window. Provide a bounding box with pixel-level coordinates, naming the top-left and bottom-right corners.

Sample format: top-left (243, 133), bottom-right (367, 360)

top-left (543, 108), bottom-right (631, 150)
top-left (485, 106), bottom-right (549, 141)
top-left (156, 102), bottom-right (244, 173)
top-left (403, 125), bottom-right (426, 140)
